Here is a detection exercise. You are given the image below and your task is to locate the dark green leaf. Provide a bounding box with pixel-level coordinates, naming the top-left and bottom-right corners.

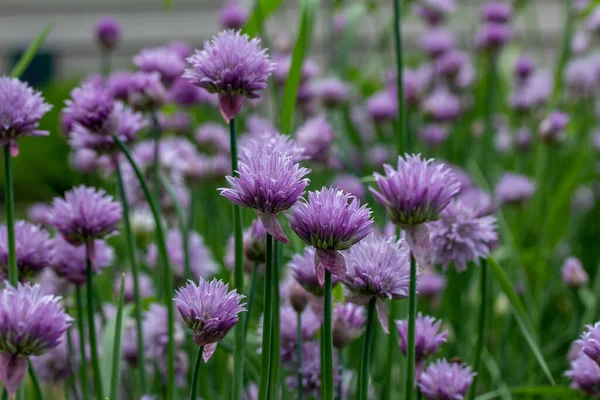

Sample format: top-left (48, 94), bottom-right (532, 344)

top-left (244, 0), bottom-right (286, 36)
top-left (101, 299), bottom-right (133, 396)
top-left (11, 22), bottom-right (55, 79)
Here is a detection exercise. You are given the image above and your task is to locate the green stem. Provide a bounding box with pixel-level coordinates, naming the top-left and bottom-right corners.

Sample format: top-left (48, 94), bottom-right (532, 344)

top-left (190, 346), bottom-right (204, 400)
top-left (113, 134), bottom-right (175, 400)
top-left (230, 118), bottom-right (246, 400)
top-left (322, 271), bottom-right (334, 400)
top-left (383, 299), bottom-right (399, 400)
top-left (75, 287), bottom-right (90, 400)
top-left (101, 50), bottom-right (111, 77)
top-left (296, 311), bottom-right (303, 400)
top-left (28, 361), bottom-right (44, 400)
top-left (393, 0), bottom-right (408, 154)
top-left (468, 259), bottom-right (489, 400)
top-left (405, 253), bottom-right (417, 400)
top-left (150, 109), bottom-right (161, 203)
top-left (244, 265), bottom-right (259, 340)
top-left (551, 0), bottom-right (573, 106)
top-left (66, 330), bottom-right (80, 400)
top-left (110, 274), bottom-right (126, 400)
top-left (269, 241), bottom-right (281, 398)
top-left (3, 146), bottom-right (17, 286)
top-left (258, 235), bottom-right (274, 400)
top-left (114, 161), bottom-right (148, 393)
top-left (358, 298), bottom-right (376, 400)
top-left (86, 243), bottom-right (103, 400)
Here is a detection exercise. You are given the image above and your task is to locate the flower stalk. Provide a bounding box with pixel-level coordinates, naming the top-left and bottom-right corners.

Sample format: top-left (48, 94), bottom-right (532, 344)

top-left (405, 253), bottom-right (417, 400)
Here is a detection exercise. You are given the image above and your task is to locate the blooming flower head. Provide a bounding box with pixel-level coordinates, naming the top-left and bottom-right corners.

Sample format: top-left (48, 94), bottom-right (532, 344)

top-left (419, 360), bottom-right (475, 400)
top-left (417, 268), bottom-right (447, 298)
top-left (50, 185), bottom-right (122, 248)
top-left (279, 304), bottom-right (321, 361)
top-left (481, 2), bottom-right (512, 23)
top-left (317, 77), bottom-right (351, 107)
top-left (332, 302), bottom-right (365, 348)
top-left (147, 228), bottom-right (218, 282)
top-left (576, 322), bottom-right (600, 364)
top-left (296, 115), bottom-right (336, 163)
top-left (290, 246), bottom-right (339, 296)
top-left (343, 234), bottom-right (410, 332)
top-left (0, 77), bottom-right (52, 156)
top-left (51, 236), bottom-right (114, 285)
top-left (539, 111), bottom-right (569, 142)
top-left (127, 72), bottom-right (167, 112)
top-left (107, 71), bottom-right (134, 101)
top-left (420, 124), bottom-right (450, 148)
top-left (414, 0), bottom-right (455, 25)
top-left (0, 283), bottom-right (72, 396)
top-left (133, 46), bottom-right (186, 84)
top-left (562, 257), bottom-right (589, 288)
top-left (289, 187), bottom-right (373, 285)
top-left (184, 30), bottom-right (276, 121)
top-left (422, 86), bottom-right (461, 122)
top-left (169, 78), bottom-right (215, 107)
top-left (95, 16), bottom-right (121, 50)
top-left (239, 130), bottom-right (306, 163)
top-left (174, 278), bottom-right (245, 361)
top-left (514, 54), bottom-right (536, 81)
top-left (0, 221), bottom-right (52, 281)
top-left (143, 304), bottom-right (185, 361)
top-left (69, 102), bottom-right (147, 154)
top-left (495, 173), bottom-right (535, 206)
top-left (219, 1), bottom-right (249, 30)
top-left (27, 202), bottom-right (53, 229)
top-left (366, 90), bottom-right (398, 123)
top-left (331, 174), bottom-right (366, 202)
top-left (220, 149), bottom-right (310, 243)
top-left (429, 199), bottom-right (498, 271)
top-left (475, 23), bottom-right (512, 51)
top-left (420, 28), bottom-right (456, 58)
top-left (63, 82), bottom-right (115, 135)
top-left (566, 354), bottom-right (600, 397)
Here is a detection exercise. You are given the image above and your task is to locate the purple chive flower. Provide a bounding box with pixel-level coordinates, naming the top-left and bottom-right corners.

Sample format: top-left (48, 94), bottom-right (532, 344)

top-left (481, 2), bottom-right (513, 22)
top-left (115, 272), bottom-right (154, 303)
top-left (147, 228), bottom-right (218, 282)
top-left (174, 278), bottom-right (245, 361)
top-left (0, 221), bottom-right (52, 280)
top-left (143, 304), bottom-right (185, 362)
top-left (343, 234), bottom-right (411, 332)
top-left (240, 130), bottom-right (306, 163)
top-left (50, 185), bottom-right (122, 250)
top-left (220, 149), bottom-right (310, 243)
top-left (539, 111), bottom-right (569, 142)
top-left (396, 314), bottom-right (447, 382)
top-left (419, 28), bottom-right (456, 58)
top-left (127, 72), bottom-right (167, 112)
top-left (566, 354), bottom-right (600, 397)
top-left (414, 0), bottom-right (456, 25)
top-left (296, 115), bottom-right (336, 162)
top-left (69, 102), bottom-right (147, 154)
top-left (429, 199), bottom-right (498, 271)
top-left (317, 77), bottom-right (351, 107)
top-left (370, 154), bottom-right (460, 267)
top-left (458, 188), bottom-right (494, 217)
top-left (63, 82), bottom-right (116, 135)
top-left (95, 16), bottom-right (121, 51)
top-left (331, 174), bottom-right (366, 202)
top-left (422, 86), bottom-right (461, 122)
top-left (169, 78), bottom-right (214, 107)
top-left (417, 268), bottom-right (447, 299)
top-left (332, 302), bottom-right (365, 348)
top-left (495, 173), bottom-right (535, 206)
top-left (515, 54), bottom-right (536, 81)
top-left (562, 257), bottom-right (589, 288)
top-left (184, 30), bottom-right (276, 121)
top-left (475, 23), bottom-right (512, 51)
top-left (134, 47), bottom-right (186, 85)
top-left (420, 124), bottom-right (450, 147)
top-left (0, 77), bottom-right (52, 156)
top-left (51, 236), bottom-right (114, 285)
top-left (289, 187), bottom-right (373, 286)
top-left (0, 283), bottom-right (72, 396)
top-left (284, 342), bottom-right (340, 398)
top-left (27, 203), bottom-right (53, 229)
top-left (577, 322), bottom-right (600, 365)
top-left (434, 50), bottom-right (468, 78)
top-left (279, 304), bottom-right (321, 361)
top-left (219, 1), bottom-right (249, 30)
top-left (291, 246), bottom-right (339, 296)
top-left (419, 360), bottom-right (475, 400)
top-left (565, 58), bottom-right (598, 98)
top-left (107, 71), bottom-right (133, 101)
top-left (30, 330), bottom-right (78, 384)
top-left (366, 90), bottom-right (398, 123)
top-left (514, 126), bottom-right (532, 152)
top-left (195, 122), bottom-right (230, 154)
top-left (69, 149), bottom-right (110, 176)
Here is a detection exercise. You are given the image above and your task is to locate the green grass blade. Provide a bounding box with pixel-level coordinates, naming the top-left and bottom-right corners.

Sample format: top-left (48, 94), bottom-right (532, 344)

top-left (476, 385), bottom-right (580, 400)
top-left (488, 257), bottom-right (555, 385)
top-left (109, 274), bottom-right (127, 400)
top-left (101, 297), bottom-right (133, 396)
top-left (280, 0), bottom-right (319, 134)
top-left (11, 22), bottom-right (55, 79)
top-left (244, 0), bottom-right (286, 36)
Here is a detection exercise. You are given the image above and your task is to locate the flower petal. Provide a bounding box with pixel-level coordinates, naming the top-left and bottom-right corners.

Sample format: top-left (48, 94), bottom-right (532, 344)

top-left (0, 353), bottom-right (28, 396)
top-left (203, 342), bottom-right (218, 362)
top-left (257, 211), bottom-right (289, 244)
top-left (404, 224), bottom-right (431, 269)
top-left (376, 298), bottom-right (389, 334)
top-left (315, 249), bottom-right (346, 284)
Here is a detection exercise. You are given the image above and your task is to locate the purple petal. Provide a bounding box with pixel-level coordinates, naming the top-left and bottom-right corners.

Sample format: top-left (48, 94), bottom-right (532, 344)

top-left (404, 224), bottom-right (431, 269)
top-left (0, 353), bottom-right (28, 396)
top-left (218, 94), bottom-right (244, 123)
top-left (376, 298), bottom-right (389, 334)
top-left (257, 211), bottom-right (289, 244)
top-left (315, 249), bottom-right (346, 286)
top-left (203, 343), bottom-right (217, 362)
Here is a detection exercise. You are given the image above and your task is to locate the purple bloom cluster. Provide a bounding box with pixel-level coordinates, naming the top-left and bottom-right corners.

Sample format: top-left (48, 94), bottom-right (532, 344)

top-left (332, 302), bottom-right (365, 348)
top-left (0, 221), bottom-right (52, 280)
top-left (184, 30), bottom-right (276, 121)
top-left (495, 173), bottom-right (536, 206)
top-left (134, 46), bottom-right (186, 84)
top-left (218, 1), bottom-right (249, 30)
top-left (63, 82), bottom-right (115, 135)
top-left (279, 304), bottom-right (321, 361)
top-left (95, 16), bottom-right (121, 50)
top-left (51, 236), bottom-right (114, 285)
top-left (0, 77), bottom-right (52, 156)
top-left (220, 149), bottom-right (310, 243)
top-left (289, 187), bottom-right (373, 285)
top-left (562, 257), bottom-right (589, 288)
top-left (290, 246), bottom-right (338, 296)
top-left (174, 278), bottom-right (245, 360)
top-left (295, 115), bottom-right (336, 163)
top-left (239, 130), bottom-right (306, 163)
